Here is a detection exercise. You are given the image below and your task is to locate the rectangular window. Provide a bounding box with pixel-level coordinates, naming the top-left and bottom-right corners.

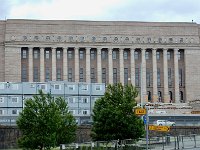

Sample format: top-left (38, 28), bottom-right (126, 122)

top-left (33, 67), bottom-right (39, 82)
top-left (33, 50), bottom-right (39, 59)
top-left (124, 51), bottom-right (128, 60)
top-left (124, 68), bottom-right (128, 85)
top-left (157, 68), bottom-right (161, 86)
top-left (54, 84), bottom-right (61, 90)
top-left (79, 50), bottom-right (84, 59)
top-left (22, 49), bottom-right (27, 59)
top-left (12, 109), bottom-right (18, 115)
top-left (146, 69), bottom-right (151, 87)
top-left (168, 68), bottom-right (172, 86)
top-left (95, 85), bottom-right (101, 91)
top-left (12, 97), bottom-right (18, 103)
top-left (45, 67), bottom-right (50, 81)
top-left (112, 51), bottom-right (117, 59)
top-left (56, 50), bottom-right (61, 59)
top-left (45, 50), bottom-right (50, 59)
top-left (68, 68), bottom-right (73, 82)
top-left (178, 51), bottom-right (181, 60)
top-left (79, 68), bottom-right (84, 82)
top-left (134, 51), bottom-right (139, 60)
top-left (156, 51), bottom-right (160, 60)
top-left (0, 97), bottom-right (4, 103)
top-left (101, 50), bottom-right (107, 59)
top-left (82, 98), bottom-right (88, 103)
top-left (113, 68), bottom-right (117, 84)
top-left (102, 68), bottom-right (106, 83)
top-left (91, 50), bottom-right (95, 59)
top-left (82, 110), bottom-right (89, 115)
top-left (145, 51), bottom-right (149, 60)
top-left (179, 68), bottom-right (183, 86)
top-left (68, 50), bottom-right (73, 59)
top-left (40, 84), bottom-right (47, 90)
top-left (135, 68), bottom-right (140, 86)
top-left (68, 97), bottom-right (75, 103)
top-left (68, 85), bottom-right (75, 91)
top-left (0, 110), bottom-right (3, 115)
top-left (21, 65), bottom-right (27, 82)
top-left (167, 51), bottom-right (171, 60)
top-left (91, 68), bottom-right (96, 83)
top-left (56, 68), bottom-right (61, 81)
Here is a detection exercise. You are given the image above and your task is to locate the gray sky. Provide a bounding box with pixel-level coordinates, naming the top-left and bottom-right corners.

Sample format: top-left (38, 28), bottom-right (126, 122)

top-left (0, 0), bottom-right (200, 23)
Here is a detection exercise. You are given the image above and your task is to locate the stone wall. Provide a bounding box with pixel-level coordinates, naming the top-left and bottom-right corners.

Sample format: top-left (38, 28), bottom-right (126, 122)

top-left (0, 21), bottom-right (5, 82)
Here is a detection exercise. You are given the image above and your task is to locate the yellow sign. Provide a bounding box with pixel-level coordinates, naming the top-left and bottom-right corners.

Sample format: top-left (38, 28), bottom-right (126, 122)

top-left (156, 126), bottom-right (170, 132)
top-left (148, 125), bottom-right (156, 131)
top-left (149, 125), bottom-right (170, 132)
top-left (135, 108), bottom-right (146, 115)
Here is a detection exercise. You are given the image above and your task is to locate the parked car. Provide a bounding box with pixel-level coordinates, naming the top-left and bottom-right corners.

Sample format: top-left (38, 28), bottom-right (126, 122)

top-left (153, 120), bottom-right (175, 126)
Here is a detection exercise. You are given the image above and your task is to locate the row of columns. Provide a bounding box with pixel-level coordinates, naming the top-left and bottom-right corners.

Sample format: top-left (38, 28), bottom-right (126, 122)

top-left (27, 47), bottom-right (180, 103)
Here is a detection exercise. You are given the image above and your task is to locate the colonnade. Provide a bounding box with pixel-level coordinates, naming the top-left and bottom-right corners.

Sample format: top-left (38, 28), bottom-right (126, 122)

top-left (24, 47), bottom-right (183, 103)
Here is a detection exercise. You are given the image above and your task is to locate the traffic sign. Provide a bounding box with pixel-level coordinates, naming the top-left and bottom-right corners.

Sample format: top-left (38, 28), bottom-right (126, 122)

top-left (156, 126), bottom-right (170, 132)
top-left (135, 108), bottom-right (146, 115)
top-left (148, 125), bottom-right (170, 132)
top-left (148, 125), bottom-right (157, 131)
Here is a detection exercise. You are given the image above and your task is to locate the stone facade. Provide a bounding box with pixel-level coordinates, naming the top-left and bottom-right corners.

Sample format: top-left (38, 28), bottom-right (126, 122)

top-left (0, 19), bottom-right (200, 103)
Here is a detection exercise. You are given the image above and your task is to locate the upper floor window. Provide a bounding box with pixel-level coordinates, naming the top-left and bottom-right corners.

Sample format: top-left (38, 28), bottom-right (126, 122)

top-left (91, 50), bottom-right (95, 60)
top-left (167, 51), bottom-right (171, 60)
top-left (124, 51), bottom-right (128, 60)
top-left (112, 50), bottom-right (117, 59)
top-left (134, 51), bottom-right (139, 60)
top-left (79, 50), bottom-right (84, 59)
top-left (56, 50), bottom-right (61, 59)
top-left (12, 97), bottom-right (18, 103)
top-left (145, 51), bottom-right (149, 60)
top-left (178, 51), bottom-right (181, 60)
top-left (0, 97), bottom-right (4, 103)
top-left (45, 50), bottom-right (50, 59)
top-left (68, 50), bottom-right (73, 59)
top-left (101, 50), bottom-right (107, 59)
top-left (156, 51), bottom-right (160, 60)
top-left (33, 50), bottom-right (39, 59)
top-left (22, 49), bottom-right (27, 59)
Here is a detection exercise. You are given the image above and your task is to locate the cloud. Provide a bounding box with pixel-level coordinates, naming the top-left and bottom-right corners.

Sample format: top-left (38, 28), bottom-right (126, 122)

top-left (1, 0), bottom-right (200, 23)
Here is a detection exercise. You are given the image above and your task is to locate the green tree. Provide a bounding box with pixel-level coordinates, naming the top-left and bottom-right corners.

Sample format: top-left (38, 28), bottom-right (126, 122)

top-left (91, 83), bottom-right (145, 142)
top-left (17, 90), bottom-right (77, 150)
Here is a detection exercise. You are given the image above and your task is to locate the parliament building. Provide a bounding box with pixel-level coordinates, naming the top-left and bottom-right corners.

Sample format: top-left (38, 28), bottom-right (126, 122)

top-left (0, 19), bottom-right (200, 104)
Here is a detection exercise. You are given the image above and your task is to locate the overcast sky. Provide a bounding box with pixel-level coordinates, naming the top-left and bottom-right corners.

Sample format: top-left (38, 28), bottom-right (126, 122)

top-left (0, 0), bottom-right (199, 23)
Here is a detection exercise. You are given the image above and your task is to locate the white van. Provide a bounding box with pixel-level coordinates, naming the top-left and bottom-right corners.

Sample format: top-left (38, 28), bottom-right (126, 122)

top-left (153, 120), bottom-right (175, 126)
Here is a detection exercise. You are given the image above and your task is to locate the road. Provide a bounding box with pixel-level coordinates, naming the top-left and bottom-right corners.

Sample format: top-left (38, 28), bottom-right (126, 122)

top-left (149, 115), bottom-right (200, 126)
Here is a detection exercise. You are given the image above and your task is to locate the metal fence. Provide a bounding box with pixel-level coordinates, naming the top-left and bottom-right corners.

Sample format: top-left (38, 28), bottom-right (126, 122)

top-left (60, 134), bottom-right (200, 150)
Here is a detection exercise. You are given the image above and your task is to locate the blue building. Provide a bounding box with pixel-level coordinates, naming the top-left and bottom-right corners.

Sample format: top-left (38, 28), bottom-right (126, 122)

top-left (0, 81), bottom-right (105, 126)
